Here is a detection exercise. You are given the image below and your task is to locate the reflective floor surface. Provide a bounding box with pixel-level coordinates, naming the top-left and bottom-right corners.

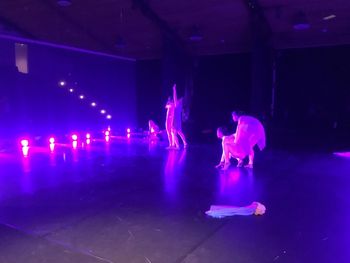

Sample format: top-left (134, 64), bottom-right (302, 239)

top-left (0, 139), bottom-right (349, 263)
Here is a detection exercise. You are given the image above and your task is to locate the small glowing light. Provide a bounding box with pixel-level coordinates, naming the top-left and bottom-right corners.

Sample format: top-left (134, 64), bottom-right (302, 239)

top-left (91, 102), bottom-right (96, 107)
top-left (127, 128), bottom-right (131, 134)
top-left (86, 139), bottom-right (91, 145)
top-left (22, 146), bottom-right (29, 156)
top-left (323, 14), bottom-right (336, 20)
top-left (105, 131), bottom-right (110, 136)
top-left (150, 128), bottom-right (155, 133)
top-left (79, 95), bottom-right (85, 99)
top-left (72, 134), bottom-right (78, 141)
top-left (59, 81), bottom-right (66, 86)
top-left (50, 143), bottom-right (55, 152)
top-left (127, 134), bottom-right (131, 139)
top-left (86, 133), bottom-right (91, 139)
top-left (72, 141), bottom-right (78, 149)
top-left (21, 139), bottom-right (29, 147)
top-left (49, 137), bottom-right (55, 144)
top-left (107, 126), bottom-right (111, 131)
top-left (105, 136), bottom-right (110, 142)
top-left (106, 114), bottom-right (112, 119)
top-left (100, 109), bottom-right (106, 114)
top-left (69, 88), bottom-right (74, 93)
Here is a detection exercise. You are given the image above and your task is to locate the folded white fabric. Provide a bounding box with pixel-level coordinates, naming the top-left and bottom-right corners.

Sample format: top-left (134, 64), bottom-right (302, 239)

top-left (205, 202), bottom-right (266, 218)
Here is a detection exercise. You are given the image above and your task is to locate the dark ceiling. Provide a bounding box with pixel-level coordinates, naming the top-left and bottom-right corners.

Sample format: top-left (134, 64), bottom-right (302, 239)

top-left (0, 0), bottom-right (349, 59)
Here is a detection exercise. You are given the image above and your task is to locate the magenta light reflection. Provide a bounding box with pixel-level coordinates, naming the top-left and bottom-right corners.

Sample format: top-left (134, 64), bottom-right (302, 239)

top-left (86, 139), bottom-right (91, 145)
top-left (72, 140), bottom-right (78, 149)
top-left (49, 143), bottom-right (55, 152)
top-left (105, 136), bottom-right (110, 142)
top-left (334, 152), bottom-right (350, 158)
top-left (22, 146), bottom-right (29, 157)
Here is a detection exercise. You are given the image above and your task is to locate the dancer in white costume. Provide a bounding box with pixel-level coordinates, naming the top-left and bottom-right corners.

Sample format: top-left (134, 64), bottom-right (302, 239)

top-left (222, 112), bottom-right (266, 170)
top-left (172, 84), bottom-right (187, 148)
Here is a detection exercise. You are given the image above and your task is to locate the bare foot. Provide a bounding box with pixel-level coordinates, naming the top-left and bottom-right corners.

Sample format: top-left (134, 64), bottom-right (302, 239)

top-left (237, 161), bottom-right (244, 167)
top-left (221, 163), bottom-right (230, 170)
top-left (215, 163), bottom-right (224, 169)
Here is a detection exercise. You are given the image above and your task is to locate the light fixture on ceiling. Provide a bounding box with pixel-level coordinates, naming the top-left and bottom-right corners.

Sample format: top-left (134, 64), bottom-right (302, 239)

top-left (189, 26), bottom-right (203, 42)
top-left (323, 14), bottom-right (336, 21)
top-left (292, 11), bottom-right (310, 30)
top-left (57, 0), bottom-right (72, 7)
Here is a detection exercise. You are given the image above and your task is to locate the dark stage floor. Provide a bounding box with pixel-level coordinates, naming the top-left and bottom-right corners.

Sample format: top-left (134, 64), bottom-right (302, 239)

top-left (0, 139), bottom-right (349, 263)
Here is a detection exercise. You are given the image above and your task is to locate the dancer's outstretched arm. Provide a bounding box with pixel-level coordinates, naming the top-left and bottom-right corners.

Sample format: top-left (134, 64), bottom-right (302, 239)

top-left (172, 84), bottom-right (177, 106)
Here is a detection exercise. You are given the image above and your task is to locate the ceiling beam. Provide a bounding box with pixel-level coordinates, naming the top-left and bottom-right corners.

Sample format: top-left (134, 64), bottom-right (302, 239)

top-left (243, 0), bottom-right (272, 44)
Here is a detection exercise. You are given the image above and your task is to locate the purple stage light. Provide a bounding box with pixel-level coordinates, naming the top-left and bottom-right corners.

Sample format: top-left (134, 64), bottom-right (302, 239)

top-left (106, 114), bottom-right (112, 119)
top-left (59, 81), bottom-right (66, 87)
top-left (105, 131), bottom-right (110, 136)
top-left (49, 137), bottom-right (55, 144)
top-left (69, 88), bottom-right (74, 93)
top-left (107, 126), bottom-right (111, 131)
top-left (91, 102), bottom-right (96, 107)
top-left (79, 95), bottom-right (85, 99)
top-left (127, 134), bottom-right (131, 139)
top-left (100, 109), bottom-right (106, 114)
top-left (21, 139), bottom-right (29, 147)
top-left (86, 139), bottom-right (91, 145)
top-left (105, 136), bottom-right (110, 142)
top-left (86, 133), bottom-right (91, 139)
top-left (127, 128), bottom-right (131, 134)
top-left (72, 134), bottom-right (78, 141)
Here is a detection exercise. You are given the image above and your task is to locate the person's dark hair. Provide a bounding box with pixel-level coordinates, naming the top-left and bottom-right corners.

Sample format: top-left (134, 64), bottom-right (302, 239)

top-left (231, 111), bottom-right (243, 117)
top-left (217, 127), bottom-right (228, 136)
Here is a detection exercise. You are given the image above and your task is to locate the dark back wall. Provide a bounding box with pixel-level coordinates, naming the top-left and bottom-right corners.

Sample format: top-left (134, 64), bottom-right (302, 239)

top-left (136, 46), bottom-right (350, 148)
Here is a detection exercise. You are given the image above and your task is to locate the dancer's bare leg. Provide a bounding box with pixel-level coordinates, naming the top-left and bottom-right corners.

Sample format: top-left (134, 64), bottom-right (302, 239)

top-left (237, 158), bottom-right (244, 167)
top-left (176, 130), bottom-right (188, 147)
top-left (222, 143), bottom-right (234, 170)
top-left (245, 149), bottom-right (254, 168)
top-left (172, 129), bottom-right (180, 149)
top-left (166, 122), bottom-right (173, 147)
top-left (222, 143), bottom-right (246, 170)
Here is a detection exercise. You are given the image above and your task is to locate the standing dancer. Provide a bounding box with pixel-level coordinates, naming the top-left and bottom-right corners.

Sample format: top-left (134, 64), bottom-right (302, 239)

top-left (172, 84), bottom-right (188, 148)
top-left (165, 95), bottom-right (175, 148)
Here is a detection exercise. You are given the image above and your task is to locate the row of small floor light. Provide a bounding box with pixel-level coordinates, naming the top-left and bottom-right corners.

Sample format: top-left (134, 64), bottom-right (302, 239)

top-left (20, 128), bottom-right (132, 156)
